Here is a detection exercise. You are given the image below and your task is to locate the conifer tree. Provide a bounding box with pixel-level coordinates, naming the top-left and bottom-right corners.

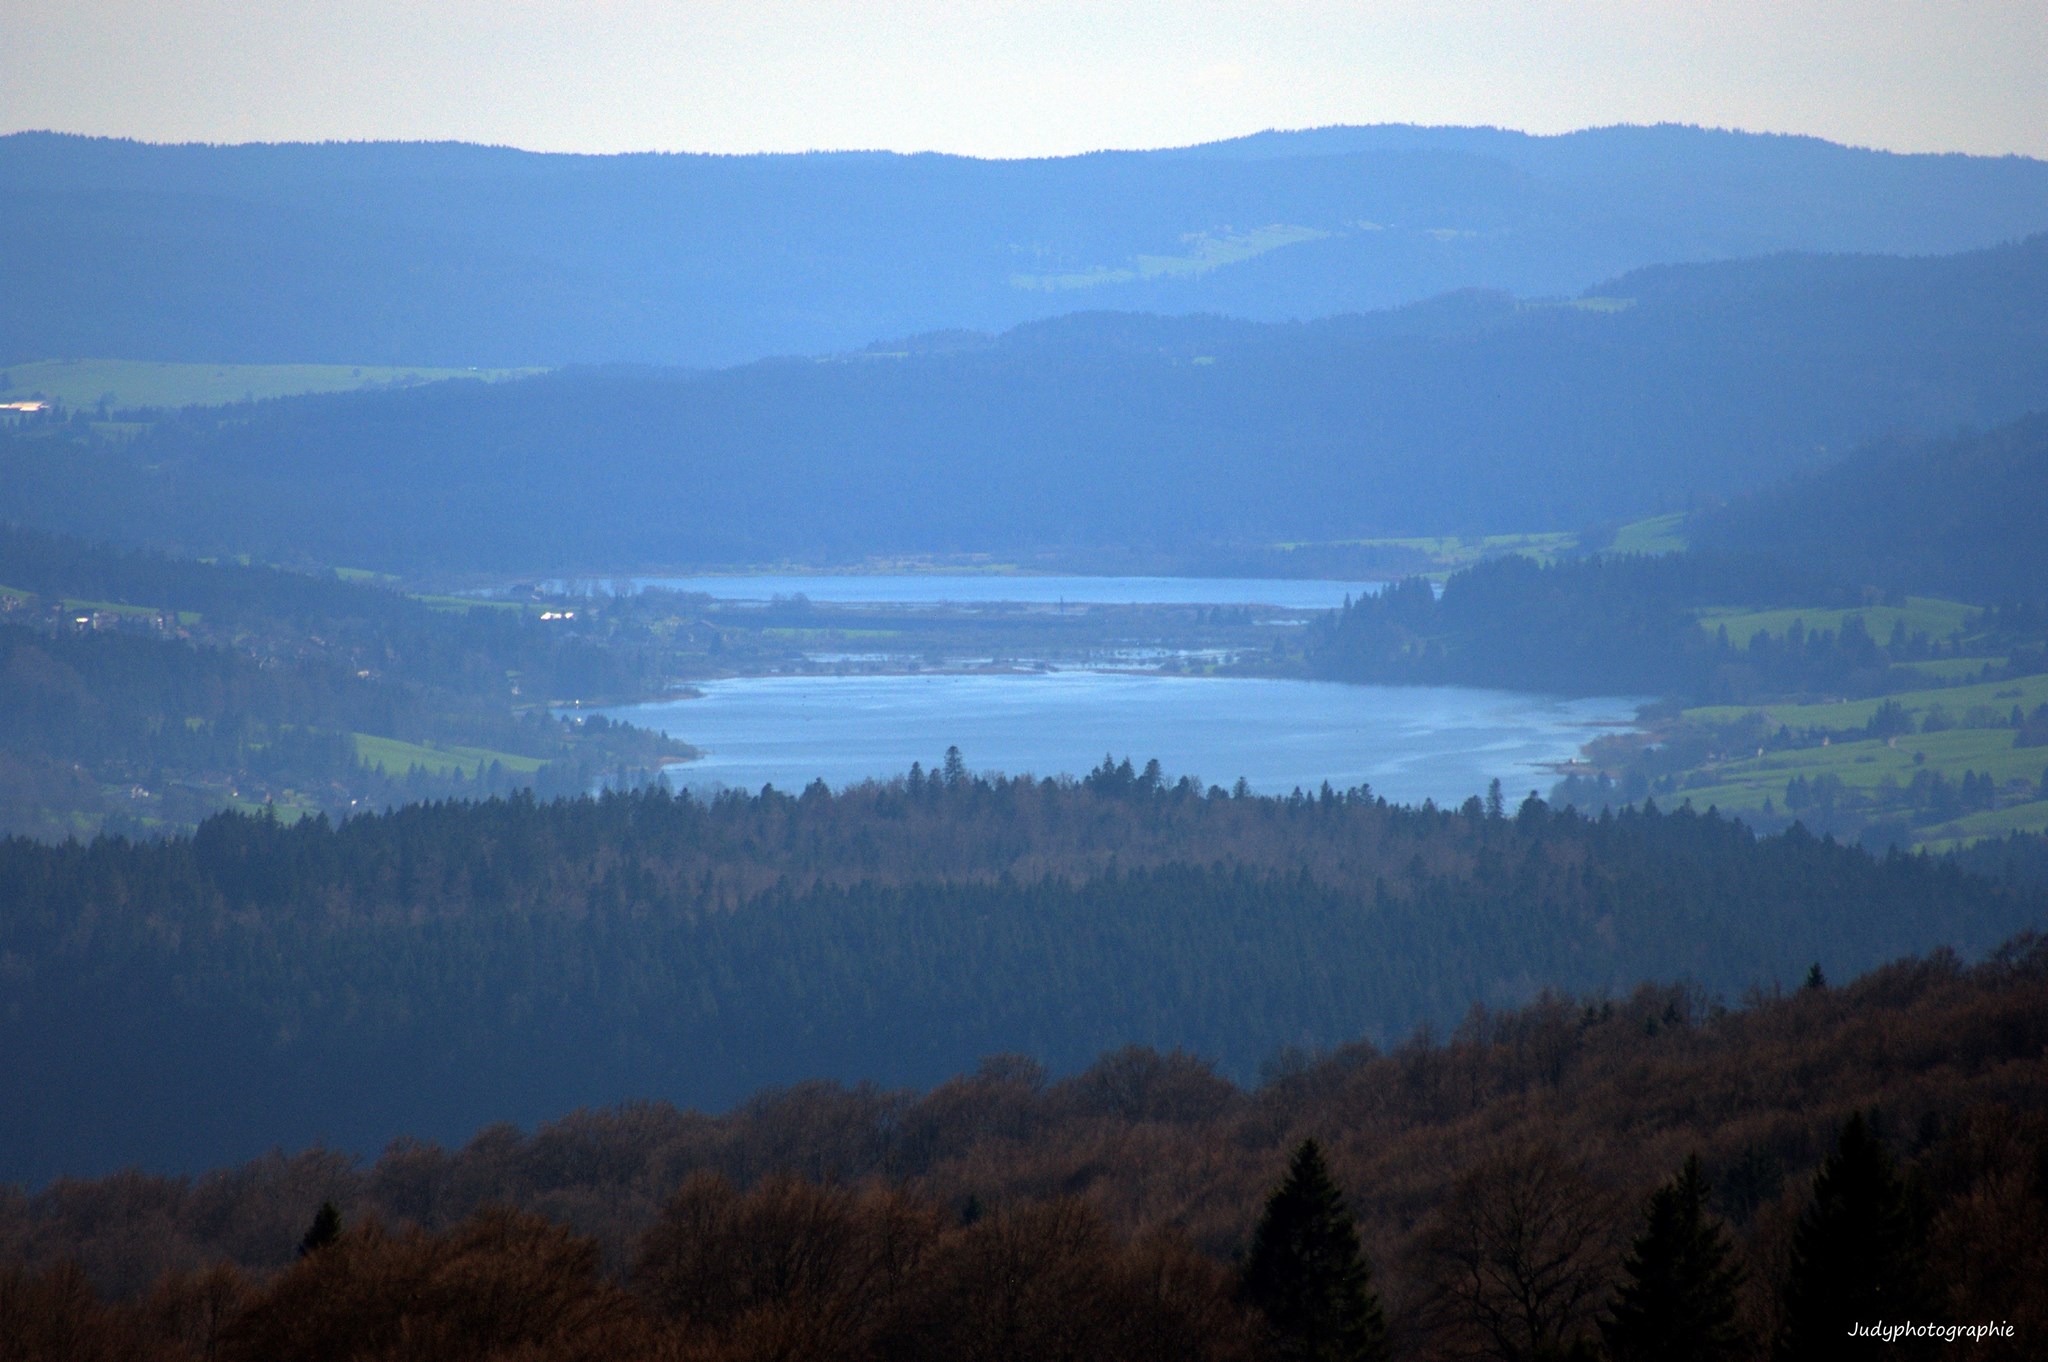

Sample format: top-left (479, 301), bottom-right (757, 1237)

top-left (1775, 1113), bottom-right (1928, 1361)
top-left (1602, 1155), bottom-right (1746, 1362)
top-left (1240, 1139), bottom-right (1390, 1362)
top-left (297, 1200), bottom-right (342, 1257)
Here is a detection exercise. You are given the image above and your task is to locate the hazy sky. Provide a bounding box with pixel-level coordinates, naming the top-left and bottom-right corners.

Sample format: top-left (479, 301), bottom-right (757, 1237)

top-left (2, 1), bottom-right (2043, 159)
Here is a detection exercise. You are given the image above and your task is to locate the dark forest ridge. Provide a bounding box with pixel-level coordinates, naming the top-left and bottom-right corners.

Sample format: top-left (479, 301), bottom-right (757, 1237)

top-left (7, 934), bottom-right (2044, 1358)
top-left (5, 123), bottom-right (2047, 367)
top-left (4, 773), bottom-right (2038, 1181)
top-left (1696, 411), bottom-right (2048, 603)
top-left (6, 234), bottom-right (2045, 570)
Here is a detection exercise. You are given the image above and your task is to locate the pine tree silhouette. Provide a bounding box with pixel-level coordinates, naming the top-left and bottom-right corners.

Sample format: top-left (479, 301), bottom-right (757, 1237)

top-left (297, 1200), bottom-right (342, 1258)
top-left (1240, 1139), bottom-right (1390, 1362)
top-left (1602, 1154), bottom-right (1747, 1362)
top-left (1776, 1113), bottom-right (1928, 1361)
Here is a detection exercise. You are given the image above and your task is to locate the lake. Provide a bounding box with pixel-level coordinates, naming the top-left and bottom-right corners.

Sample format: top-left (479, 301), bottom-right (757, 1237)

top-left (598, 671), bottom-right (1641, 806)
top-left (553, 573), bottom-right (1379, 610)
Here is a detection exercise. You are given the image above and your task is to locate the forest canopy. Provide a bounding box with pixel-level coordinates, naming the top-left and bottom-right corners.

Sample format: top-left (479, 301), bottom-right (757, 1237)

top-left (3, 770), bottom-right (2040, 1183)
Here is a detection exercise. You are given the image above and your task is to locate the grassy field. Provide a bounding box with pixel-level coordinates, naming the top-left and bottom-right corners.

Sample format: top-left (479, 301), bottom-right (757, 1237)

top-left (0, 584), bottom-right (200, 625)
top-left (352, 734), bottom-right (545, 780)
top-left (1891, 657), bottom-right (2003, 682)
top-left (1686, 671), bottom-right (2048, 733)
top-left (1917, 799), bottom-right (2048, 851)
top-left (1697, 596), bottom-right (1979, 648)
top-left (66, 596), bottom-right (201, 625)
top-left (407, 593), bottom-right (533, 613)
top-left (1270, 514), bottom-right (1676, 574)
top-left (1011, 224), bottom-right (1330, 292)
top-left (225, 796), bottom-right (321, 825)
top-left (1658, 662), bottom-right (2048, 846)
top-left (1274, 529), bottom-right (1580, 573)
top-left (1608, 512), bottom-right (1687, 555)
top-left (1671, 728), bottom-right (2048, 812)
top-left (0, 359), bottom-right (542, 411)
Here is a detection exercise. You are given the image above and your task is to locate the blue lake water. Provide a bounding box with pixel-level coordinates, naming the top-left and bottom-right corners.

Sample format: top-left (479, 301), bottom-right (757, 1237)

top-left (557, 573), bottom-right (1379, 609)
top-left (599, 672), bottom-right (1642, 806)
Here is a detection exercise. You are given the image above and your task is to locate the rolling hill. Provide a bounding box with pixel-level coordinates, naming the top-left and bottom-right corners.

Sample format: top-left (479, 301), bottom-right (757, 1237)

top-left (4, 235), bottom-right (2045, 571)
top-left (5, 124), bottom-right (2047, 368)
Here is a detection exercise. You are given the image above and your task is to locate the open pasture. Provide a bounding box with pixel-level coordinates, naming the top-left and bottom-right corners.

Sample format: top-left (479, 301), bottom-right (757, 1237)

top-left (1918, 798), bottom-right (2048, 850)
top-left (1675, 727), bottom-right (2048, 809)
top-left (1607, 512), bottom-right (1687, 555)
top-left (352, 734), bottom-right (544, 780)
top-left (1276, 529), bottom-right (1579, 573)
top-left (1696, 596), bottom-right (1979, 649)
top-left (1686, 670), bottom-right (2048, 733)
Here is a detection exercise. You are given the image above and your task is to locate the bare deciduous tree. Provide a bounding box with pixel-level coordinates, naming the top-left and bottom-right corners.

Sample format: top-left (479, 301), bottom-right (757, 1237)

top-left (1410, 1142), bottom-right (1622, 1362)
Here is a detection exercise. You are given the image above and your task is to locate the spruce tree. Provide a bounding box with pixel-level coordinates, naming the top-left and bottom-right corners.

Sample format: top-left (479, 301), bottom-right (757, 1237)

top-left (1602, 1155), bottom-right (1746, 1362)
top-left (297, 1200), bottom-right (342, 1257)
top-left (1240, 1139), bottom-right (1390, 1362)
top-left (1775, 1113), bottom-right (1928, 1361)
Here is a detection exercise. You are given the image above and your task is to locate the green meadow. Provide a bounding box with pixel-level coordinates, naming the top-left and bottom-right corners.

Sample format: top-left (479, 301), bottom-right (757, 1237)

top-left (1672, 727), bottom-right (2048, 813)
top-left (1890, 657), bottom-right (2001, 683)
top-left (1607, 512), bottom-right (1687, 555)
top-left (1917, 799), bottom-right (2048, 851)
top-left (1011, 224), bottom-right (1329, 292)
top-left (225, 797), bottom-right (322, 825)
top-left (1663, 666), bottom-right (2048, 845)
top-left (0, 359), bottom-right (542, 411)
top-left (1686, 670), bottom-right (2048, 733)
top-left (407, 593), bottom-right (533, 613)
top-left (1276, 529), bottom-right (1579, 573)
top-left (0, 583), bottom-right (200, 625)
top-left (1697, 596), bottom-right (1979, 648)
top-left (352, 734), bottom-right (545, 780)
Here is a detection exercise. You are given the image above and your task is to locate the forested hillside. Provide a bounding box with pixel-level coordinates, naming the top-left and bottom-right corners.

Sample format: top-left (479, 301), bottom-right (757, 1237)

top-left (0, 526), bottom-right (685, 836)
top-left (4, 770), bottom-right (2039, 1182)
top-left (6, 235), bottom-right (2048, 570)
top-left (1695, 413), bottom-right (2048, 603)
top-left (5, 935), bottom-right (2043, 1360)
top-left (5, 125), bottom-right (2045, 367)
top-left (1307, 552), bottom-right (1858, 698)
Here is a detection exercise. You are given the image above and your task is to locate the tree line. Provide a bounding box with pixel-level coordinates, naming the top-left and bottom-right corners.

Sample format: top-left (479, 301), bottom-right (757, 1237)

top-left (3, 768), bottom-right (2040, 1181)
top-left (6, 933), bottom-right (2043, 1359)
top-left (1305, 551), bottom-right (2038, 703)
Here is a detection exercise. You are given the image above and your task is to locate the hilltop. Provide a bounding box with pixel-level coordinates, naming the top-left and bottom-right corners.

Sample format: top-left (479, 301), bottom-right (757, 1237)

top-left (5, 123), bottom-right (2047, 368)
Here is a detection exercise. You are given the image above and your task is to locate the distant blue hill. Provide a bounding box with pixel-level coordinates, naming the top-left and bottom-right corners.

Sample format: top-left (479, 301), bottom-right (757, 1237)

top-left (3, 124), bottom-right (2047, 367)
top-left (4, 233), bottom-right (2044, 574)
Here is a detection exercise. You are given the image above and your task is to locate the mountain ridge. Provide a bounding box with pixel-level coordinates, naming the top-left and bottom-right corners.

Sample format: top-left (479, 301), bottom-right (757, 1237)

top-left (7, 123), bottom-right (2047, 368)
top-left (5, 233), bottom-right (2045, 571)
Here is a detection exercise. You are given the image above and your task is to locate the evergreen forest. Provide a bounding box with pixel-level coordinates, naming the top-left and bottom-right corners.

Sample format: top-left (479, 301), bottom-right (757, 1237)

top-left (4, 770), bottom-right (2041, 1182)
